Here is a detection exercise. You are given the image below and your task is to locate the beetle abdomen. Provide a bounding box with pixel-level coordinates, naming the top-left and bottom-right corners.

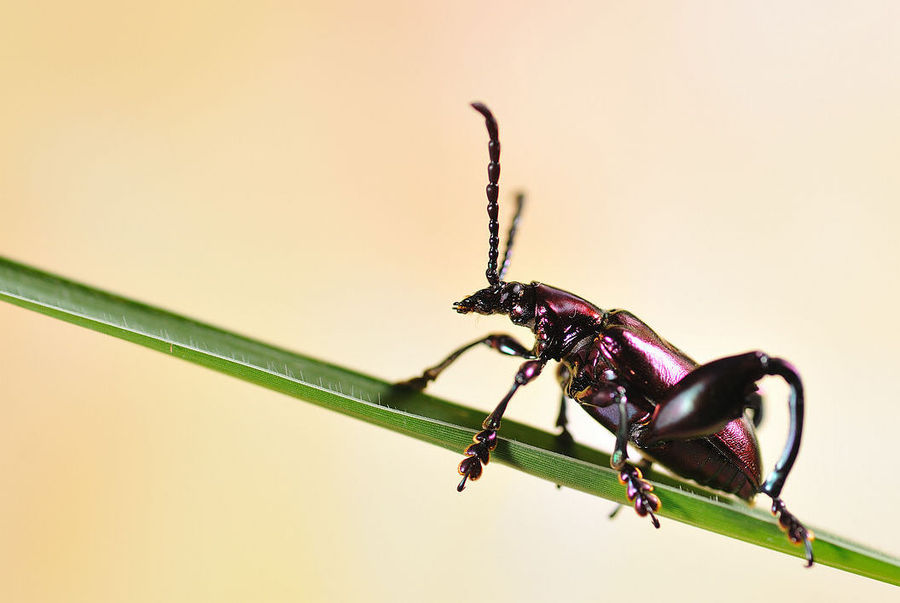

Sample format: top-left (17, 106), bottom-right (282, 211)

top-left (642, 417), bottom-right (761, 500)
top-left (579, 397), bottom-right (762, 500)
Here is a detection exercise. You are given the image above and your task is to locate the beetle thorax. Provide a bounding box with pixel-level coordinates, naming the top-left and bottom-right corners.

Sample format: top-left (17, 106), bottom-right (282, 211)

top-left (531, 283), bottom-right (606, 357)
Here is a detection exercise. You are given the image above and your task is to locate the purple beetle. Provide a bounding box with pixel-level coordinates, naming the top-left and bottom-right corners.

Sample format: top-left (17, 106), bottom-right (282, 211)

top-left (402, 103), bottom-right (813, 566)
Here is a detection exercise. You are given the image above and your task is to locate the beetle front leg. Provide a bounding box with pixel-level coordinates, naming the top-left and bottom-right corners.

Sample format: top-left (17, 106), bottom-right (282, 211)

top-left (457, 359), bottom-right (545, 491)
top-left (398, 333), bottom-right (535, 390)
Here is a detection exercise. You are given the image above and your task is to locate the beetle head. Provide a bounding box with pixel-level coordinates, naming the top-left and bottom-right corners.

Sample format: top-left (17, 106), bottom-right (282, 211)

top-left (454, 281), bottom-right (536, 326)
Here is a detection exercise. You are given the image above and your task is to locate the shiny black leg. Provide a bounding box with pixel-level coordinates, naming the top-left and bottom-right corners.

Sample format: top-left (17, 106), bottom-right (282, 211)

top-left (643, 351), bottom-right (813, 565)
top-left (579, 384), bottom-right (660, 528)
top-left (610, 388), bottom-right (630, 470)
top-left (608, 458), bottom-right (653, 519)
top-left (555, 392), bottom-right (568, 432)
top-left (746, 391), bottom-right (764, 428)
top-left (554, 365), bottom-right (575, 447)
top-left (554, 393), bottom-right (575, 453)
top-left (611, 389), bottom-right (659, 528)
top-left (616, 465), bottom-right (661, 528)
top-left (457, 359), bottom-right (545, 491)
top-left (552, 393), bottom-right (575, 489)
top-left (767, 498), bottom-right (815, 567)
top-left (398, 333), bottom-right (535, 390)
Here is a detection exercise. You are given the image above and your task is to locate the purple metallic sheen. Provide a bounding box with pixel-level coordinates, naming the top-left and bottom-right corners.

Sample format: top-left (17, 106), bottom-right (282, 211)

top-left (533, 283), bottom-right (603, 324)
top-left (597, 310), bottom-right (695, 397)
top-left (458, 456), bottom-right (482, 480)
top-left (475, 430), bottom-right (497, 447)
top-left (465, 443), bottom-right (490, 463)
top-left (553, 300), bottom-right (762, 500)
top-left (635, 497), bottom-right (650, 516)
top-left (517, 359), bottom-right (543, 382)
top-left (531, 283), bottom-right (604, 356)
top-left (626, 481), bottom-right (639, 501)
top-left (646, 351), bottom-right (767, 442)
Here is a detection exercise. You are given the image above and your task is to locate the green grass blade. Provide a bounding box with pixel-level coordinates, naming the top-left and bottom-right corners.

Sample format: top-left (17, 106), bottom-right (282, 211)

top-left (1, 255), bottom-right (898, 585)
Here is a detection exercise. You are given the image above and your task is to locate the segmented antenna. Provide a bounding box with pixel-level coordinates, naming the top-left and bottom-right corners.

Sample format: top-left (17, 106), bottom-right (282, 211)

top-left (471, 102), bottom-right (501, 288)
top-left (499, 193), bottom-right (524, 281)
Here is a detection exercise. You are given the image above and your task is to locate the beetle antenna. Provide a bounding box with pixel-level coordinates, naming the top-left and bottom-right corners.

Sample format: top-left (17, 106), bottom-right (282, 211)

top-left (471, 102), bottom-right (501, 289)
top-left (499, 192), bottom-right (524, 281)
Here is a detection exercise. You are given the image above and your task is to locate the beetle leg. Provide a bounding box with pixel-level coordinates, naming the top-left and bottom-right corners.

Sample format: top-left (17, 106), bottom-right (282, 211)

top-left (616, 465), bottom-right (661, 528)
top-left (612, 390), bottom-right (660, 528)
top-left (642, 351), bottom-right (814, 565)
top-left (746, 390), bottom-right (764, 428)
top-left (608, 458), bottom-right (653, 519)
top-left (553, 365), bottom-right (575, 453)
top-left (457, 359), bottom-right (545, 491)
top-left (578, 384), bottom-right (661, 528)
top-left (610, 388), bottom-right (630, 469)
top-left (553, 392), bottom-right (575, 455)
top-left (397, 333), bottom-right (535, 390)
top-left (549, 392), bottom-right (575, 489)
top-left (555, 391), bottom-right (569, 432)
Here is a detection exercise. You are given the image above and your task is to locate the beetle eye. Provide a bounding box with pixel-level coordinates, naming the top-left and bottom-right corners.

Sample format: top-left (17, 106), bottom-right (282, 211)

top-left (509, 306), bottom-right (523, 323)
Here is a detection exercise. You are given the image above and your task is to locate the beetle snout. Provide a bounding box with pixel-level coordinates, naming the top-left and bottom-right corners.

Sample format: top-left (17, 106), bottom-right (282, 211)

top-left (453, 296), bottom-right (481, 314)
top-left (452, 299), bottom-right (471, 313)
top-left (453, 288), bottom-right (498, 315)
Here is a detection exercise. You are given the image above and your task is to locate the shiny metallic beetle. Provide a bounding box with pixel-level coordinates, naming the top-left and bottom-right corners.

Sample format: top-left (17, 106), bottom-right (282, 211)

top-left (402, 103), bottom-right (814, 566)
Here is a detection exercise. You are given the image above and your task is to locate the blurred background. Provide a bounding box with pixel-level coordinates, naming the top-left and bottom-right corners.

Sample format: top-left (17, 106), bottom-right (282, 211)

top-left (2, 2), bottom-right (899, 601)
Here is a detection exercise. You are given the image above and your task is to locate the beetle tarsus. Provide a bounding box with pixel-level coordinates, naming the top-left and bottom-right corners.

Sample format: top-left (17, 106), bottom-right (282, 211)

top-left (617, 465), bottom-right (661, 528)
top-left (455, 360), bottom-right (545, 491)
top-left (769, 497), bottom-right (815, 567)
top-left (456, 472), bottom-right (470, 492)
top-left (456, 428), bottom-right (497, 491)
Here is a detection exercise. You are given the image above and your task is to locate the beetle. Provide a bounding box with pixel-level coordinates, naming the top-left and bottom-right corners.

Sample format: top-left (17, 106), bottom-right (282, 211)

top-left (402, 103), bottom-right (814, 566)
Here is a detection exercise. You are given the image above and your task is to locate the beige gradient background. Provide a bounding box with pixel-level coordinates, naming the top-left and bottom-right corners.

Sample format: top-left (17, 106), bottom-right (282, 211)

top-left (2, 2), bottom-right (899, 601)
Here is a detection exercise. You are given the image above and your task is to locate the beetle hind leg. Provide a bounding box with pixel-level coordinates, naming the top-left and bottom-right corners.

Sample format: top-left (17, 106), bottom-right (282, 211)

top-left (642, 351), bottom-right (814, 565)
